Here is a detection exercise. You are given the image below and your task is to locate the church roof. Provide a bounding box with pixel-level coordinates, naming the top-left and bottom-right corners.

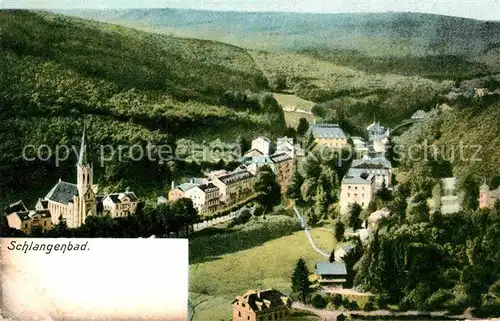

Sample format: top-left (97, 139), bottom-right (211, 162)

top-left (44, 181), bottom-right (79, 205)
top-left (77, 126), bottom-right (88, 167)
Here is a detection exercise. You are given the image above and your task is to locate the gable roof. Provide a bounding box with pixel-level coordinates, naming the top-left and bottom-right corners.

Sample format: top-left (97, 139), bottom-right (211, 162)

top-left (316, 262), bottom-right (347, 276)
top-left (309, 123), bottom-right (347, 139)
top-left (29, 209), bottom-right (51, 219)
top-left (232, 289), bottom-right (291, 312)
top-left (6, 200), bottom-right (28, 214)
top-left (176, 183), bottom-right (199, 192)
top-left (104, 192), bottom-right (138, 204)
top-left (45, 180), bottom-right (79, 205)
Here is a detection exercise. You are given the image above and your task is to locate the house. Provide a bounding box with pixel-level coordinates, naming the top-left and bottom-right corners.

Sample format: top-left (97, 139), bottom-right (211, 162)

top-left (232, 289), bottom-right (291, 321)
top-left (479, 183), bottom-right (500, 209)
top-left (367, 208), bottom-right (390, 229)
top-left (184, 183), bottom-right (220, 214)
top-left (308, 123), bottom-right (349, 149)
top-left (350, 156), bottom-right (392, 189)
top-left (334, 245), bottom-right (354, 261)
top-left (7, 209), bottom-right (52, 234)
top-left (168, 182), bottom-right (199, 201)
top-left (366, 120), bottom-right (390, 142)
top-left (340, 170), bottom-right (376, 214)
top-left (276, 137), bottom-right (294, 158)
top-left (411, 110), bottom-right (427, 120)
top-left (440, 177), bottom-right (461, 214)
top-left (315, 262), bottom-right (347, 286)
top-left (251, 137), bottom-right (271, 156)
top-left (212, 169), bottom-right (255, 205)
top-left (351, 136), bottom-right (369, 158)
top-left (101, 191), bottom-right (139, 218)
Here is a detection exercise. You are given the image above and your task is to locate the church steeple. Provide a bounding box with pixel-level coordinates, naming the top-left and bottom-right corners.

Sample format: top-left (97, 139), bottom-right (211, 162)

top-left (77, 125), bottom-right (93, 196)
top-left (77, 125), bottom-right (87, 167)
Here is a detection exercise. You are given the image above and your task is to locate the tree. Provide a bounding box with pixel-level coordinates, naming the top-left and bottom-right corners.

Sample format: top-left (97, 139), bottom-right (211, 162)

top-left (334, 219), bottom-right (345, 243)
top-left (286, 168), bottom-right (304, 200)
top-left (291, 258), bottom-right (312, 303)
top-left (314, 183), bottom-right (328, 219)
top-left (254, 165), bottom-right (281, 212)
top-left (461, 174), bottom-right (479, 211)
top-left (347, 203), bottom-right (363, 230)
top-left (376, 181), bottom-right (392, 203)
top-left (297, 118), bottom-right (310, 136)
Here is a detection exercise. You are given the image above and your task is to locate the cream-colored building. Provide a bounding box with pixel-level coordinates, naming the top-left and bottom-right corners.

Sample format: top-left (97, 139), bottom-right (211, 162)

top-left (212, 169), bottom-right (255, 206)
top-left (251, 136), bottom-right (271, 155)
top-left (243, 152), bottom-right (293, 192)
top-left (7, 209), bottom-right (53, 234)
top-left (184, 183), bottom-right (220, 214)
top-left (308, 123), bottom-right (349, 149)
top-left (102, 192), bottom-right (139, 218)
top-left (340, 170), bottom-right (376, 214)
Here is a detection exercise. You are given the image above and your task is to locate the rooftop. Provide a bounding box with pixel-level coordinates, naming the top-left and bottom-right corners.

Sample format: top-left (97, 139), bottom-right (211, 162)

top-left (44, 180), bottom-right (79, 205)
top-left (218, 170), bottom-right (253, 185)
top-left (6, 200), bottom-right (28, 214)
top-left (197, 183), bottom-right (219, 192)
top-left (342, 169), bottom-right (375, 185)
top-left (316, 262), bottom-right (347, 276)
top-left (309, 123), bottom-right (347, 139)
top-left (232, 289), bottom-right (291, 312)
top-left (105, 192), bottom-right (138, 204)
top-left (352, 155), bottom-right (391, 169)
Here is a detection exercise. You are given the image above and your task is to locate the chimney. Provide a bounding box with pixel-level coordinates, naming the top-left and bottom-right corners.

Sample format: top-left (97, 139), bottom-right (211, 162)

top-left (171, 180), bottom-right (174, 189)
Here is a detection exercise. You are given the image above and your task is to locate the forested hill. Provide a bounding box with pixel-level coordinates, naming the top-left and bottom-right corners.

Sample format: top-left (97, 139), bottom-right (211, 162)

top-left (57, 9), bottom-right (500, 58)
top-left (0, 10), bottom-right (286, 202)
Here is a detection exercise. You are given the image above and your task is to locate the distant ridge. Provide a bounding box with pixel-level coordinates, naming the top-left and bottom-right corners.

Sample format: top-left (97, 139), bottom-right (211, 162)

top-left (54, 9), bottom-right (500, 57)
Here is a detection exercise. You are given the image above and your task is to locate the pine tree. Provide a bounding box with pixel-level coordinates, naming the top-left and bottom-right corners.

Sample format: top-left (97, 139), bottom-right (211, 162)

top-left (254, 165), bottom-right (281, 212)
top-left (297, 118), bottom-right (310, 136)
top-left (291, 258), bottom-right (312, 303)
top-left (334, 219), bottom-right (345, 243)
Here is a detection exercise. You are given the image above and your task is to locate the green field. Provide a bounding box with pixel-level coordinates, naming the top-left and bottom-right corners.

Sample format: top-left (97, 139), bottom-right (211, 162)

top-left (188, 215), bottom-right (338, 321)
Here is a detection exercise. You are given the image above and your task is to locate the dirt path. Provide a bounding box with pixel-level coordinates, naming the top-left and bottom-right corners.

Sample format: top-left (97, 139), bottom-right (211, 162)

top-left (293, 205), bottom-right (330, 258)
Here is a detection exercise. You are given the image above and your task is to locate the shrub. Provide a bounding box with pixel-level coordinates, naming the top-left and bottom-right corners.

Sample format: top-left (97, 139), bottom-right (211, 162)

top-left (310, 292), bottom-right (329, 309)
top-left (332, 294), bottom-right (344, 308)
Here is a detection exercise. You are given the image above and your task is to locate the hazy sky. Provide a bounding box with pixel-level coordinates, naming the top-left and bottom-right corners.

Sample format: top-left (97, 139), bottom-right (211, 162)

top-left (2, 0), bottom-right (500, 21)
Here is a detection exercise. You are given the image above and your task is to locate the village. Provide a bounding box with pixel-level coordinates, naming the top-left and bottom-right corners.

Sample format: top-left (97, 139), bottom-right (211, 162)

top-left (5, 111), bottom-right (499, 321)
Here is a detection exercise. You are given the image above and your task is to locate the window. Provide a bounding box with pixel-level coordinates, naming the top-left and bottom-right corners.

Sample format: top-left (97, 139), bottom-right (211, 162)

top-left (238, 311), bottom-right (241, 317)
top-left (25, 223), bottom-right (28, 228)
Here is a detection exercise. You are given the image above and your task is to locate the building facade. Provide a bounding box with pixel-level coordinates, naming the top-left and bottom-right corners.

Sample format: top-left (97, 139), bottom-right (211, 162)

top-left (232, 289), bottom-right (291, 321)
top-left (340, 170), bottom-right (376, 214)
top-left (212, 169), bottom-right (255, 206)
top-left (101, 192), bottom-right (139, 218)
top-left (251, 137), bottom-right (271, 156)
top-left (308, 123), bottom-right (349, 149)
top-left (184, 183), bottom-right (220, 214)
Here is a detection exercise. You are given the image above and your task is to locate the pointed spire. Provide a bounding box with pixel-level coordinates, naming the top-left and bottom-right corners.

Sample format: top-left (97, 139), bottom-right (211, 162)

top-left (77, 124), bottom-right (87, 167)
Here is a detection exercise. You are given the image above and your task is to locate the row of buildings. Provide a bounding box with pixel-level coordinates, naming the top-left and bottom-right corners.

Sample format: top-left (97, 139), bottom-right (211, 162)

top-left (6, 129), bottom-right (140, 234)
top-left (167, 136), bottom-right (295, 215)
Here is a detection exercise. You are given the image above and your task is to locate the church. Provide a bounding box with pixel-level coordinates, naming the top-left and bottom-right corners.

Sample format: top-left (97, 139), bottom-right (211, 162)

top-left (35, 128), bottom-right (139, 228)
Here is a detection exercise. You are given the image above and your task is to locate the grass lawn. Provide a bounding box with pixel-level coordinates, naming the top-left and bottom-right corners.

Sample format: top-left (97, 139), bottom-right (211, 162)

top-left (284, 111), bottom-right (316, 128)
top-left (189, 216), bottom-right (340, 320)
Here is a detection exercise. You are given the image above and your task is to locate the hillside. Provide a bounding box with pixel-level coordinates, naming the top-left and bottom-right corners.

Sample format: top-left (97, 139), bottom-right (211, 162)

top-left (395, 95), bottom-right (500, 183)
top-left (57, 9), bottom-right (500, 75)
top-left (0, 10), bottom-right (286, 203)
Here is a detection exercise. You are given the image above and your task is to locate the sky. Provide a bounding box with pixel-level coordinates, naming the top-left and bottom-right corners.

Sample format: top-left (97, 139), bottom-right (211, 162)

top-left (2, 0), bottom-right (500, 21)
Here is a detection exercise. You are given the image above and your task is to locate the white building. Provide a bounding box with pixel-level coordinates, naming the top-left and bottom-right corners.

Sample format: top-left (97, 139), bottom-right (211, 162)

top-left (101, 191), bottom-right (139, 218)
top-left (251, 136), bottom-right (271, 155)
top-left (184, 183), bottom-right (220, 215)
top-left (366, 120), bottom-right (390, 142)
top-left (276, 136), bottom-right (294, 158)
top-left (440, 177), bottom-right (461, 214)
top-left (340, 170), bottom-right (376, 214)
